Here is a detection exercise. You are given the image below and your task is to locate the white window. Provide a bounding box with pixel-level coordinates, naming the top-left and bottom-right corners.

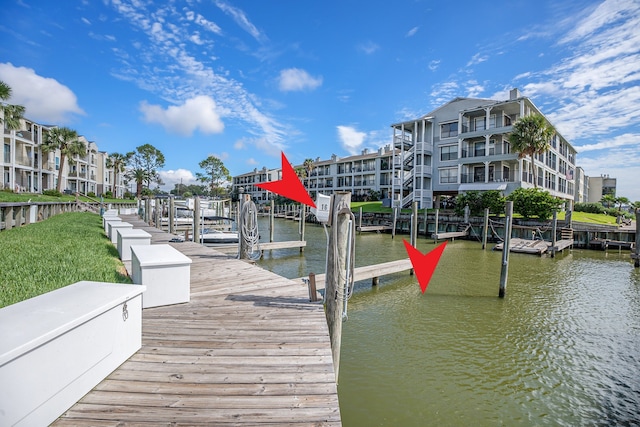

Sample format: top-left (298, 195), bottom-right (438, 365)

top-left (439, 168), bottom-right (457, 184)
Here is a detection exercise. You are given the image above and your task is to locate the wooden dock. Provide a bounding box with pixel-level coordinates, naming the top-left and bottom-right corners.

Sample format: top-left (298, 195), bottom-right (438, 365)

top-left (260, 240), bottom-right (307, 252)
top-left (53, 215), bottom-right (341, 426)
top-left (494, 238), bottom-right (573, 255)
top-left (357, 225), bottom-right (393, 232)
top-left (295, 258), bottom-right (413, 289)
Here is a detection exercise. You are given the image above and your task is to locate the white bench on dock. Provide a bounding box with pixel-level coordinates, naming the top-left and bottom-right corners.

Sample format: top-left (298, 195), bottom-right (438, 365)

top-left (108, 221), bottom-right (133, 244)
top-left (131, 244), bottom-right (192, 308)
top-left (117, 228), bottom-right (152, 261)
top-left (0, 281), bottom-right (145, 427)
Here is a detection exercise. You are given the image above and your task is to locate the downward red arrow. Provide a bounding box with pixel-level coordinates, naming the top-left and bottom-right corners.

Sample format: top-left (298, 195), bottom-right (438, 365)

top-left (403, 240), bottom-right (447, 294)
top-left (255, 152), bottom-right (316, 208)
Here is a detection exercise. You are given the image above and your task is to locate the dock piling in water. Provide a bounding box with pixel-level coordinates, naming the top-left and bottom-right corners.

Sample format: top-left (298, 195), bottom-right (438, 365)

top-left (499, 201), bottom-right (513, 298)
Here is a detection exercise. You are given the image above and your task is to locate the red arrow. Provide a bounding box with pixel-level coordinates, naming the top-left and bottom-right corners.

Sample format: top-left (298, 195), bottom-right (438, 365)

top-left (255, 152), bottom-right (316, 208)
top-left (403, 240), bottom-right (447, 294)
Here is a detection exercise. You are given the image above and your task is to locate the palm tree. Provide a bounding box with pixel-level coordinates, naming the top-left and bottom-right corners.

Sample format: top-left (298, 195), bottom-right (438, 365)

top-left (303, 158), bottom-right (315, 197)
top-left (0, 81), bottom-right (25, 130)
top-left (600, 194), bottom-right (616, 209)
top-left (615, 196), bottom-right (629, 213)
top-left (41, 127), bottom-right (86, 193)
top-left (106, 152), bottom-right (130, 198)
top-left (508, 114), bottom-right (555, 189)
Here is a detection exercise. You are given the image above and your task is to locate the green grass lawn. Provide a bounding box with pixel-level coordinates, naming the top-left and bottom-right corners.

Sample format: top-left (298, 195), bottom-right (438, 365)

top-left (0, 212), bottom-right (131, 308)
top-left (0, 191), bottom-right (135, 204)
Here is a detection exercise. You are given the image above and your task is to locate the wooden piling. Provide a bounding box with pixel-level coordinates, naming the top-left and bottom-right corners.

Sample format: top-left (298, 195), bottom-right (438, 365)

top-left (300, 205), bottom-right (306, 253)
top-left (633, 209), bottom-right (640, 268)
top-left (434, 208), bottom-right (439, 243)
top-left (193, 197), bottom-right (201, 244)
top-left (391, 206), bottom-right (397, 239)
top-left (482, 208), bottom-right (489, 250)
top-left (551, 210), bottom-right (557, 258)
top-left (270, 199), bottom-right (275, 242)
top-left (499, 201), bottom-right (513, 298)
top-left (169, 197), bottom-right (175, 235)
top-left (358, 207), bottom-right (362, 234)
top-left (411, 202), bottom-right (418, 247)
top-left (308, 273), bottom-right (319, 302)
top-left (325, 192), bottom-right (351, 383)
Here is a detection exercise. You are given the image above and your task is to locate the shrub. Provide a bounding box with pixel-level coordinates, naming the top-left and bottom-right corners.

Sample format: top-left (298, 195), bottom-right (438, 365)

top-left (507, 187), bottom-right (562, 220)
top-left (42, 189), bottom-right (62, 197)
top-left (87, 191), bottom-right (96, 198)
top-left (455, 190), bottom-right (505, 216)
top-left (104, 191), bottom-right (113, 198)
top-left (574, 202), bottom-right (605, 214)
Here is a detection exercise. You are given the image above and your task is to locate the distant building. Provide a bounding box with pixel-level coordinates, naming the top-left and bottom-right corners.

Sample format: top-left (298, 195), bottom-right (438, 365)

top-left (574, 166), bottom-right (588, 204)
top-left (390, 88), bottom-right (578, 209)
top-left (587, 175), bottom-right (616, 203)
top-left (1, 115), bottom-right (124, 196)
top-left (232, 89), bottom-right (581, 209)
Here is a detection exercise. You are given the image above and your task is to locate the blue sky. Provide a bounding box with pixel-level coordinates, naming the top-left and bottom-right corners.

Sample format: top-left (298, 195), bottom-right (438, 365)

top-left (1, 0), bottom-right (639, 201)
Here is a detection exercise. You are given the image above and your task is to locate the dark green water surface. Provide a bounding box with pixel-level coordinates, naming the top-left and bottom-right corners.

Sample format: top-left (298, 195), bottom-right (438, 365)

top-left (256, 218), bottom-right (640, 426)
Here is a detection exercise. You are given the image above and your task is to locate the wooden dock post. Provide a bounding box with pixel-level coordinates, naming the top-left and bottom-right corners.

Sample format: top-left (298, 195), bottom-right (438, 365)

top-left (308, 273), bottom-right (319, 302)
top-left (193, 197), bottom-right (201, 244)
top-left (482, 208), bottom-right (489, 250)
top-left (499, 201), bottom-right (513, 298)
top-left (423, 207), bottom-right (428, 236)
top-left (358, 207), bottom-right (362, 234)
top-left (168, 196), bottom-right (175, 235)
top-left (411, 202), bottom-right (418, 247)
top-left (434, 208), bottom-right (440, 243)
top-left (270, 199), bottom-right (275, 242)
top-left (633, 209), bottom-right (640, 268)
top-left (550, 210), bottom-right (558, 258)
top-left (391, 206), bottom-right (397, 239)
top-left (300, 205), bottom-right (306, 253)
top-left (325, 192), bottom-right (351, 382)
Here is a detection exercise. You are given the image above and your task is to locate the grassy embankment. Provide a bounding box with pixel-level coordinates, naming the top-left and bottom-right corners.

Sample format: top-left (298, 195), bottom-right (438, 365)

top-left (351, 201), bottom-right (620, 226)
top-left (0, 212), bottom-right (131, 308)
top-left (0, 191), bottom-right (135, 204)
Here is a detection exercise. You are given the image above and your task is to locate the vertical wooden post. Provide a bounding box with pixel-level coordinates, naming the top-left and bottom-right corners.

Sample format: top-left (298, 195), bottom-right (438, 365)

top-left (499, 201), bottom-right (513, 298)
top-left (154, 198), bottom-right (161, 229)
top-left (391, 206), bottom-right (397, 239)
top-left (633, 209), bottom-right (640, 268)
top-left (482, 208), bottom-right (489, 250)
top-left (433, 208), bottom-right (440, 243)
top-left (325, 192), bottom-right (351, 383)
top-left (169, 197), bottom-right (175, 235)
top-left (300, 205), bottom-right (306, 253)
top-left (144, 198), bottom-right (151, 224)
top-left (193, 197), bottom-right (201, 245)
top-left (423, 207), bottom-right (428, 237)
top-left (551, 210), bottom-right (558, 258)
top-left (411, 202), bottom-right (418, 247)
top-left (308, 273), bottom-right (318, 302)
top-left (238, 194), bottom-right (250, 259)
top-left (358, 207), bottom-right (363, 234)
top-left (270, 199), bottom-right (275, 242)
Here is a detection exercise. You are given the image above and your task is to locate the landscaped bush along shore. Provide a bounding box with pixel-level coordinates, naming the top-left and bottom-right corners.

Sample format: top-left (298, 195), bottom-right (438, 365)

top-left (0, 212), bottom-right (131, 308)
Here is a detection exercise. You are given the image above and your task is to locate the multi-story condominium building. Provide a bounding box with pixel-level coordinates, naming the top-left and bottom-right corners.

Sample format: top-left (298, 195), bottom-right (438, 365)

top-left (574, 166), bottom-right (588, 204)
top-left (231, 146), bottom-right (397, 204)
top-left (232, 89), bottom-right (579, 210)
top-left (2, 114), bottom-right (124, 197)
top-left (2, 117), bottom-right (55, 192)
top-left (587, 174), bottom-right (616, 203)
top-left (390, 88), bottom-right (578, 209)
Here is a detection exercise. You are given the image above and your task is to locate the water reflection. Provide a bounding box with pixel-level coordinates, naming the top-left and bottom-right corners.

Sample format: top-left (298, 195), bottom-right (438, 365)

top-left (256, 218), bottom-right (640, 426)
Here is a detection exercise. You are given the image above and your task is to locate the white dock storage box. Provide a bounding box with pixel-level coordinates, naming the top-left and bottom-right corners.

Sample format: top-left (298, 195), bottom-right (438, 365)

top-left (108, 221), bottom-right (133, 244)
top-left (131, 244), bottom-right (192, 308)
top-left (0, 281), bottom-right (145, 427)
top-left (117, 228), bottom-right (152, 261)
top-left (103, 215), bottom-right (121, 233)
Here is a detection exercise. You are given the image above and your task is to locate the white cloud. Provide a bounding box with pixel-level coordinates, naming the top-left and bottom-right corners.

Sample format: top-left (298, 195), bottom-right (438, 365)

top-left (246, 157), bottom-right (258, 165)
top-left (466, 53), bottom-right (488, 67)
top-left (428, 60), bottom-right (440, 71)
top-left (139, 95), bottom-right (224, 136)
top-left (357, 41), bottom-right (379, 55)
top-left (278, 68), bottom-right (323, 92)
top-left (158, 168), bottom-right (197, 190)
top-left (0, 62), bottom-right (85, 123)
top-left (337, 125), bottom-right (366, 155)
top-left (406, 26), bottom-right (418, 37)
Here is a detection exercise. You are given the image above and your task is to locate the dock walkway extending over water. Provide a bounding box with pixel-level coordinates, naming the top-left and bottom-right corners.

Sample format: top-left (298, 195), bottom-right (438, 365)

top-left (54, 215), bottom-right (341, 426)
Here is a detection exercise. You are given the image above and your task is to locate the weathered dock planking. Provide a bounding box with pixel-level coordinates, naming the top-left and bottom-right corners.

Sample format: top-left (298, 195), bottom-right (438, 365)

top-left (259, 240), bottom-right (307, 252)
top-left (295, 258), bottom-right (413, 289)
top-left (494, 238), bottom-right (574, 255)
top-left (53, 215), bottom-right (341, 426)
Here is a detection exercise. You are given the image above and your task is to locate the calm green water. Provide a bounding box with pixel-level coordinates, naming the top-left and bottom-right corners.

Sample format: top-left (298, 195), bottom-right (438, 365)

top-left (256, 217), bottom-right (640, 426)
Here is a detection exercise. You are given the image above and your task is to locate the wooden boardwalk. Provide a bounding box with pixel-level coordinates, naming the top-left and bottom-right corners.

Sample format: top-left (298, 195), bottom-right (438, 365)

top-left (53, 215), bottom-right (341, 426)
top-left (494, 238), bottom-right (574, 255)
